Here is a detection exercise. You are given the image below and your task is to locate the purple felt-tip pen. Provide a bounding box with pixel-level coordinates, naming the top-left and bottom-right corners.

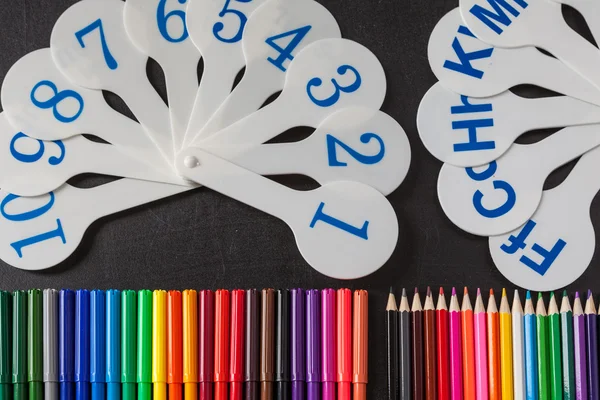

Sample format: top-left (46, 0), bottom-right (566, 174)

top-left (291, 290), bottom-right (305, 400)
top-left (321, 290), bottom-right (336, 400)
top-left (307, 290), bottom-right (321, 400)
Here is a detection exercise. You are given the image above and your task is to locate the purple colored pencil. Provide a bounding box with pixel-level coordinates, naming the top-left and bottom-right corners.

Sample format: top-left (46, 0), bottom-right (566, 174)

top-left (585, 291), bottom-right (599, 400)
top-left (573, 292), bottom-right (587, 400)
top-left (321, 290), bottom-right (336, 400)
top-left (307, 290), bottom-right (321, 400)
top-left (291, 290), bottom-right (306, 400)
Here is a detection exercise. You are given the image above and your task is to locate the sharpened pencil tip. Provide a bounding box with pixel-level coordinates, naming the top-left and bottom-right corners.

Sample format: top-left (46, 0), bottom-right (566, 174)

top-left (390, 287), bottom-right (393, 294)
top-left (490, 288), bottom-right (494, 296)
top-left (414, 287), bottom-right (418, 294)
top-left (402, 288), bottom-right (407, 297)
top-left (452, 287), bottom-right (456, 296)
top-left (526, 291), bottom-right (531, 300)
top-left (439, 287), bottom-right (444, 295)
top-left (502, 288), bottom-right (507, 297)
top-left (575, 292), bottom-right (580, 299)
top-left (463, 287), bottom-right (468, 295)
top-left (427, 286), bottom-right (432, 296)
top-left (563, 290), bottom-right (568, 297)
top-left (588, 289), bottom-right (593, 299)
top-left (477, 288), bottom-right (481, 296)
top-left (538, 292), bottom-right (542, 300)
top-left (550, 292), bottom-right (554, 298)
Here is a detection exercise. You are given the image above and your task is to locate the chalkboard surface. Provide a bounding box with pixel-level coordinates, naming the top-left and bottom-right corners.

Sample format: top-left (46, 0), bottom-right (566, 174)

top-left (0, 0), bottom-right (597, 397)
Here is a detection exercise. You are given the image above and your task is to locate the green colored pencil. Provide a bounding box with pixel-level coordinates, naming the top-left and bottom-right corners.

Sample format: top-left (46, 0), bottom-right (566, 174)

top-left (12, 291), bottom-right (27, 400)
top-left (137, 290), bottom-right (152, 400)
top-left (536, 293), bottom-right (549, 399)
top-left (122, 290), bottom-right (137, 400)
top-left (561, 291), bottom-right (575, 400)
top-left (0, 292), bottom-right (10, 400)
top-left (547, 293), bottom-right (562, 400)
top-left (28, 290), bottom-right (43, 400)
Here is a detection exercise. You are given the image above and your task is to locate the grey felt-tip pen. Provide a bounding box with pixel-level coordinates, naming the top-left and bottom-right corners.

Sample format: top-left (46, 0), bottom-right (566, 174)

top-left (44, 289), bottom-right (59, 400)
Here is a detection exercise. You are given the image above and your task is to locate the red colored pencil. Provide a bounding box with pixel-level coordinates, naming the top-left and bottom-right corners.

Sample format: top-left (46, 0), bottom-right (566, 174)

top-left (436, 288), bottom-right (449, 400)
top-left (230, 290), bottom-right (245, 400)
top-left (215, 290), bottom-right (230, 400)
top-left (167, 291), bottom-right (183, 400)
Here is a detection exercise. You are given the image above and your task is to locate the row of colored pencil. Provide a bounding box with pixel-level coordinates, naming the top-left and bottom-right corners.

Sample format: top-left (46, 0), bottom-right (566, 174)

top-left (0, 288), bottom-right (368, 400)
top-left (386, 287), bottom-right (599, 400)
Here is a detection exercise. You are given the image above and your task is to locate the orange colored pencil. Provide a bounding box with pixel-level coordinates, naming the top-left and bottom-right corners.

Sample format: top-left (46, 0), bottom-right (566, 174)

top-left (487, 290), bottom-right (501, 400)
top-left (460, 288), bottom-right (476, 400)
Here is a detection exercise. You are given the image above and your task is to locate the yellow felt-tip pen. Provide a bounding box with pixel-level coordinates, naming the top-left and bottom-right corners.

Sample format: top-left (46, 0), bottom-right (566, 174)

top-left (153, 290), bottom-right (167, 400)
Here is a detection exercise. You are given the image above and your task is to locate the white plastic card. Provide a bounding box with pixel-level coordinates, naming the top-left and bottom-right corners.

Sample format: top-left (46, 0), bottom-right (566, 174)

top-left (183, 0), bottom-right (268, 147)
top-left (489, 146), bottom-right (600, 291)
top-left (124, 0), bottom-right (201, 153)
top-left (197, 38), bottom-right (387, 149)
top-left (176, 146), bottom-right (398, 280)
top-left (418, 82), bottom-right (600, 167)
top-left (1, 48), bottom-right (173, 176)
top-left (0, 179), bottom-right (192, 271)
top-left (549, 0), bottom-right (600, 44)
top-left (0, 113), bottom-right (184, 197)
top-left (188, 0), bottom-right (341, 143)
top-left (222, 107), bottom-right (411, 196)
top-left (459, 0), bottom-right (600, 94)
top-left (437, 123), bottom-right (600, 236)
top-left (428, 8), bottom-right (600, 106)
top-left (50, 0), bottom-right (174, 163)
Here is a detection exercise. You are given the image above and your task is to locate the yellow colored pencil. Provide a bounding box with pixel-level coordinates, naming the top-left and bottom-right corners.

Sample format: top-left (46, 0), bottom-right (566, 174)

top-left (499, 289), bottom-right (513, 400)
top-left (152, 290), bottom-right (167, 400)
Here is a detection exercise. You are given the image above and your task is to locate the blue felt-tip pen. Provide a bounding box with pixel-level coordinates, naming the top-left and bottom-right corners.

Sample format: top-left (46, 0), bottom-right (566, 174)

top-left (75, 290), bottom-right (90, 400)
top-left (59, 290), bottom-right (75, 400)
top-left (90, 291), bottom-right (106, 400)
top-left (106, 290), bottom-right (121, 400)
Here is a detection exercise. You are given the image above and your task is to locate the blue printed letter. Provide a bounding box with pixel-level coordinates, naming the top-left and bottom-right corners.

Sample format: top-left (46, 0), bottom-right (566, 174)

top-left (469, 0), bottom-right (529, 35)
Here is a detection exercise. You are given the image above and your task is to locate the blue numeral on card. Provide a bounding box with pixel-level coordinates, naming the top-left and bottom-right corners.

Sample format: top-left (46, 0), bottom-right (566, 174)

top-left (157, 0), bottom-right (189, 43)
top-left (10, 132), bottom-right (65, 166)
top-left (310, 202), bottom-right (369, 240)
top-left (326, 132), bottom-right (385, 167)
top-left (31, 80), bottom-right (84, 124)
top-left (307, 65), bottom-right (362, 107)
top-left (11, 220), bottom-right (66, 258)
top-left (213, 0), bottom-right (253, 43)
top-left (75, 19), bottom-right (118, 70)
top-left (266, 25), bottom-right (312, 72)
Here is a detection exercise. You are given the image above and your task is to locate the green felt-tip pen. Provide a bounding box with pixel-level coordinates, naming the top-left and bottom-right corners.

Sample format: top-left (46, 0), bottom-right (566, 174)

top-left (13, 290), bottom-right (27, 400)
top-left (137, 291), bottom-right (152, 400)
top-left (0, 291), bottom-right (11, 400)
top-left (122, 290), bottom-right (137, 400)
top-left (28, 290), bottom-right (43, 400)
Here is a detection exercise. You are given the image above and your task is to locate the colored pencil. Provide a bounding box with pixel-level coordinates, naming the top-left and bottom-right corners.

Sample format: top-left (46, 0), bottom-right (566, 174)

top-left (75, 290), bottom-right (90, 400)
top-left (561, 292), bottom-right (575, 400)
top-left (246, 289), bottom-right (260, 400)
top-left (90, 291), bottom-right (106, 400)
top-left (512, 291), bottom-right (525, 400)
top-left (307, 290), bottom-right (321, 400)
top-left (121, 290), bottom-right (137, 400)
top-left (336, 289), bottom-right (351, 400)
top-left (152, 290), bottom-right (167, 400)
top-left (183, 290), bottom-right (199, 400)
top-left (424, 288), bottom-right (437, 400)
top-left (199, 290), bottom-right (214, 400)
top-left (59, 290), bottom-right (75, 400)
top-left (215, 290), bottom-right (230, 400)
top-left (435, 288), bottom-right (448, 400)
top-left (412, 289), bottom-right (424, 400)
top-left (573, 293), bottom-right (587, 400)
top-left (387, 289), bottom-right (399, 400)
top-left (585, 291), bottom-right (598, 400)
top-left (106, 290), bottom-right (121, 400)
top-left (13, 290), bottom-right (27, 400)
top-left (353, 290), bottom-right (368, 400)
top-left (29, 289), bottom-right (44, 400)
top-left (321, 289), bottom-right (335, 400)
top-left (167, 291), bottom-right (183, 400)
top-left (449, 288), bottom-right (463, 400)
top-left (44, 289), bottom-right (59, 400)
top-left (0, 291), bottom-right (10, 400)
top-left (547, 293), bottom-right (561, 400)
top-left (461, 288), bottom-right (475, 400)
top-left (487, 290), bottom-right (500, 400)
top-left (473, 289), bottom-right (488, 400)
top-left (524, 292), bottom-right (537, 400)
top-left (231, 290), bottom-right (246, 400)
top-left (499, 289), bottom-right (513, 400)
top-left (535, 294), bottom-right (549, 400)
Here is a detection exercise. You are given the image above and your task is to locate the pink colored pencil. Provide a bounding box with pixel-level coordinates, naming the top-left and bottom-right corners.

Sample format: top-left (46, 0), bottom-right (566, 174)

top-left (473, 290), bottom-right (488, 400)
top-left (449, 288), bottom-right (463, 400)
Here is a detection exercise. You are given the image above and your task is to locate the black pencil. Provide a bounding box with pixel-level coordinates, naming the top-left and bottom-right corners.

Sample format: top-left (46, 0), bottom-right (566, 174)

top-left (412, 288), bottom-right (424, 400)
top-left (399, 289), bottom-right (412, 400)
top-left (387, 288), bottom-right (399, 400)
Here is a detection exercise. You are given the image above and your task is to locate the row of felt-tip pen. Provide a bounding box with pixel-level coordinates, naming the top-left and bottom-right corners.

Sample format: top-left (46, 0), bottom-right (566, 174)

top-left (386, 287), bottom-right (600, 400)
top-left (0, 288), bottom-right (369, 400)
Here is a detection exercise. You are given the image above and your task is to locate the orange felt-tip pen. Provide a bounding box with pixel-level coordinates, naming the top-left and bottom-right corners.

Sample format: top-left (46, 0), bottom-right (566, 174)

top-left (353, 290), bottom-right (368, 400)
top-left (215, 290), bottom-right (230, 400)
top-left (152, 290), bottom-right (167, 400)
top-left (230, 290), bottom-right (245, 400)
top-left (167, 291), bottom-right (183, 400)
top-left (337, 289), bottom-right (352, 400)
top-left (183, 290), bottom-right (199, 400)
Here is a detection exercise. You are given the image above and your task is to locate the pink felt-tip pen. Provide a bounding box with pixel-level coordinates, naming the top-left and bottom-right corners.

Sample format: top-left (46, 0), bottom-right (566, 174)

top-left (321, 290), bottom-right (336, 400)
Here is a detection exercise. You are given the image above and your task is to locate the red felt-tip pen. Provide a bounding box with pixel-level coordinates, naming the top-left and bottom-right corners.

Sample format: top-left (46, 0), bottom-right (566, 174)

top-left (230, 290), bottom-right (245, 400)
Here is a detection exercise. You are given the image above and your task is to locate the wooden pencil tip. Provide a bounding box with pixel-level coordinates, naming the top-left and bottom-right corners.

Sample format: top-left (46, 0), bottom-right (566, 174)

top-left (451, 287), bottom-right (456, 296)
top-left (563, 289), bottom-right (568, 297)
top-left (402, 288), bottom-right (407, 297)
top-left (489, 288), bottom-right (494, 296)
top-left (550, 292), bottom-right (554, 298)
top-left (390, 287), bottom-right (393, 294)
top-left (463, 287), bottom-right (468, 295)
top-left (477, 288), bottom-right (481, 296)
top-left (501, 288), bottom-right (507, 297)
top-left (538, 292), bottom-right (543, 300)
top-left (439, 287), bottom-right (444, 295)
top-left (414, 287), bottom-right (419, 295)
top-left (575, 292), bottom-right (580, 299)
top-left (427, 286), bottom-right (432, 296)
top-left (526, 291), bottom-right (531, 300)
top-left (588, 289), bottom-right (593, 299)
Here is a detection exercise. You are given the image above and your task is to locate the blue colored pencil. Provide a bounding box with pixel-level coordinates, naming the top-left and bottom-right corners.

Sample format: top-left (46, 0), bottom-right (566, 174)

top-left (524, 291), bottom-right (538, 400)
